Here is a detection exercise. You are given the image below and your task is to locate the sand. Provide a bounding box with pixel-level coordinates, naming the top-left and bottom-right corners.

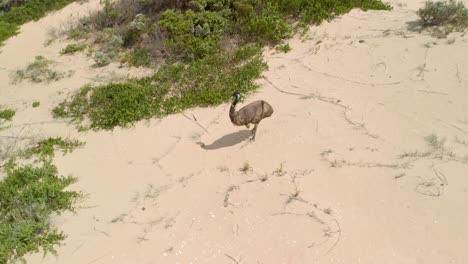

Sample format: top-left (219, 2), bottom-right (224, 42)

top-left (1, 0), bottom-right (468, 263)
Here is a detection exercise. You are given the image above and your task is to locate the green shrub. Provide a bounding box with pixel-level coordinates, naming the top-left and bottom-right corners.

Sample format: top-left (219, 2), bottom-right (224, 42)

top-left (417, 0), bottom-right (468, 26)
top-left (240, 2), bottom-right (292, 43)
top-left (71, 0), bottom-right (391, 64)
top-left (54, 45), bottom-right (266, 130)
top-left (0, 0), bottom-right (29, 13)
top-left (0, 163), bottom-right (78, 263)
top-left (158, 9), bottom-right (229, 59)
top-left (60, 43), bottom-right (87, 55)
top-left (0, 21), bottom-right (18, 45)
top-left (32, 101), bottom-right (40, 107)
top-left (0, 108), bottom-right (15, 121)
top-left (121, 49), bottom-right (152, 67)
top-left (0, 137), bottom-right (83, 263)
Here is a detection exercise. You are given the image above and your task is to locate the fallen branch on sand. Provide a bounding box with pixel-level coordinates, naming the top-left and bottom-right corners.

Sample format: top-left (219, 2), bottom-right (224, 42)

top-left (264, 77), bottom-right (349, 110)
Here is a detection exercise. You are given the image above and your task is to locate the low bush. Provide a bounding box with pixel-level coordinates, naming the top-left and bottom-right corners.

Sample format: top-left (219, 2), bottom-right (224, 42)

top-left (0, 137), bottom-right (83, 263)
top-left (12, 56), bottom-right (73, 83)
top-left (54, 45), bottom-right (266, 129)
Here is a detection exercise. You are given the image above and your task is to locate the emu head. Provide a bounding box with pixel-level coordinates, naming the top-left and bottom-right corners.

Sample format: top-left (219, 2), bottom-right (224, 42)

top-left (232, 91), bottom-right (241, 104)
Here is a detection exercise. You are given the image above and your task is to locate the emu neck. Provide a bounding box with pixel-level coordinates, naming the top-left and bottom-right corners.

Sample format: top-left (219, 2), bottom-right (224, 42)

top-left (229, 101), bottom-right (238, 124)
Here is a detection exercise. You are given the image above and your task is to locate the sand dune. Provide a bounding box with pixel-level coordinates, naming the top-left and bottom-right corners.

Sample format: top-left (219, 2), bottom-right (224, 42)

top-left (1, 0), bottom-right (468, 263)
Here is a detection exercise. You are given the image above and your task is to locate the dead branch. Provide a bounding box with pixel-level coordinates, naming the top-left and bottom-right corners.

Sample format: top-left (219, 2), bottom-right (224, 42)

top-left (224, 185), bottom-right (240, 208)
top-left (264, 77), bottom-right (349, 110)
top-left (417, 90), bottom-right (448, 95)
top-left (225, 253), bottom-right (241, 264)
top-left (181, 113), bottom-right (209, 133)
top-left (324, 219), bottom-right (342, 256)
top-left (300, 63), bottom-right (402, 86)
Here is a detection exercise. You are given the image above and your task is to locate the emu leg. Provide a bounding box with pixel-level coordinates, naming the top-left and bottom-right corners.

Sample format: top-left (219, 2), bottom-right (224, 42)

top-left (251, 123), bottom-right (259, 141)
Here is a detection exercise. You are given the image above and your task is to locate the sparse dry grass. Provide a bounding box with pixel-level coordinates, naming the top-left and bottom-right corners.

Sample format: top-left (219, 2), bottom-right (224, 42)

top-left (239, 161), bottom-right (252, 174)
top-left (272, 163), bottom-right (286, 177)
top-left (11, 56), bottom-right (73, 83)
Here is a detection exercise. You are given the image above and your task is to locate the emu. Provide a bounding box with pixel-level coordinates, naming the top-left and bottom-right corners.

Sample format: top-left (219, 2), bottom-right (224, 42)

top-left (229, 91), bottom-right (274, 141)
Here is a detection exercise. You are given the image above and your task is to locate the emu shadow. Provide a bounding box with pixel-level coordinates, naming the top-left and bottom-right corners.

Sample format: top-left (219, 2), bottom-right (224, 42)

top-left (198, 130), bottom-right (251, 150)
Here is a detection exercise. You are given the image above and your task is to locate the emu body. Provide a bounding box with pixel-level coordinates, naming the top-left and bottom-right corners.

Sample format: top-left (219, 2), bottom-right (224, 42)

top-left (229, 92), bottom-right (273, 141)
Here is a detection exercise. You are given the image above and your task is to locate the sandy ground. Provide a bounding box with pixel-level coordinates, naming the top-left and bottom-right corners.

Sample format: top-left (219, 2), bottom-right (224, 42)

top-left (1, 0), bottom-right (468, 263)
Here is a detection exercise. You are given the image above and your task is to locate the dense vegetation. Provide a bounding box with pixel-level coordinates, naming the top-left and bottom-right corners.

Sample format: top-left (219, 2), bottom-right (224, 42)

top-left (56, 0), bottom-right (392, 130)
top-left (0, 0), bottom-right (77, 45)
top-left (0, 137), bottom-right (84, 263)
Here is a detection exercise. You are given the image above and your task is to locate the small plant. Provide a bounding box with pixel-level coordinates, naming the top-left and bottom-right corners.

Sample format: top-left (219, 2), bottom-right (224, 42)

top-left (276, 43), bottom-right (291, 53)
top-left (217, 165), bottom-right (229, 172)
top-left (32, 101), bottom-right (40, 107)
top-left (12, 56), bottom-right (73, 83)
top-left (94, 51), bottom-right (113, 66)
top-left (51, 104), bottom-right (67, 118)
top-left (399, 150), bottom-right (431, 159)
top-left (273, 163), bottom-right (286, 176)
top-left (0, 108), bottom-right (15, 121)
top-left (425, 133), bottom-right (446, 149)
top-left (22, 137), bottom-right (85, 159)
top-left (320, 149), bottom-right (333, 158)
top-left (60, 43), bottom-right (87, 55)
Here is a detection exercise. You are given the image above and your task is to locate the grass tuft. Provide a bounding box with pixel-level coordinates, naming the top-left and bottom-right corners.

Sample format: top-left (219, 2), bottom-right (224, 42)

top-left (60, 43), bottom-right (87, 55)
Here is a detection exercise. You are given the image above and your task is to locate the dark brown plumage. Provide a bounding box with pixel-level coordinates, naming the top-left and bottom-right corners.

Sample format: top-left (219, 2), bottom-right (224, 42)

top-left (229, 91), bottom-right (274, 141)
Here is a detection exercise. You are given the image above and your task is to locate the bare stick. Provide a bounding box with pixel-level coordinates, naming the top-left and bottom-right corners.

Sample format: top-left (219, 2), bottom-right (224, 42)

top-left (93, 227), bottom-right (110, 238)
top-left (264, 77), bottom-right (349, 110)
top-left (417, 90), bottom-right (448, 95)
top-left (455, 64), bottom-right (461, 83)
top-left (300, 63), bottom-right (402, 86)
top-left (225, 254), bottom-right (241, 264)
top-left (181, 113), bottom-right (209, 133)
